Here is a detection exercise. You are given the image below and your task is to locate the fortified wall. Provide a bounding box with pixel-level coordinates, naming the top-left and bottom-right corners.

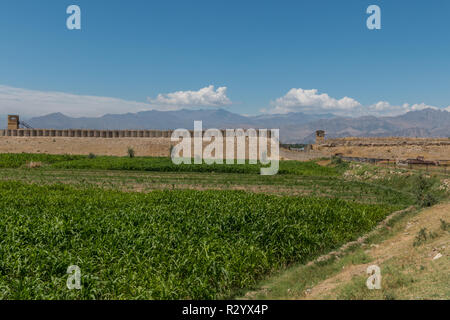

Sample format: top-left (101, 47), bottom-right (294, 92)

top-left (0, 115), bottom-right (275, 158)
top-left (1, 128), bottom-right (173, 138)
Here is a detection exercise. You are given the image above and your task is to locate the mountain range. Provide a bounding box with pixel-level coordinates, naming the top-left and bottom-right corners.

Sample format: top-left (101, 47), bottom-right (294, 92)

top-left (18, 108), bottom-right (450, 143)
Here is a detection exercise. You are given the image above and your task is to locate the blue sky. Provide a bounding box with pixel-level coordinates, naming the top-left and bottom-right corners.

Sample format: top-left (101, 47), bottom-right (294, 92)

top-left (0, 0), bottom-right (449, 117)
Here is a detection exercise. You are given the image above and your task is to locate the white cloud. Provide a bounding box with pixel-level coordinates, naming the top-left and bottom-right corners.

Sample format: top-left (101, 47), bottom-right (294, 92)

top-left (0, 84), bottom-right (231, 118)
top-left (364, 102), bottom-right (439, 117)
top-left (409, 103), bottom-right (438, 111)
top-left (147, 85), bottom-right (231, 108)
top-left (0, 85), bottom-right (153, 117)
top-left (267, 88), bottom-right (447, 117)
top-left (270, 88), bottom-right (361, 115)
top-left (0, 84), bottom-right (446, 119)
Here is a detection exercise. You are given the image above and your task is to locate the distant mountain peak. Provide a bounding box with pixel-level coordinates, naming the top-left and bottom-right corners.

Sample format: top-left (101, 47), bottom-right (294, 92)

top-left (24, 108), bottom-right (450, 143)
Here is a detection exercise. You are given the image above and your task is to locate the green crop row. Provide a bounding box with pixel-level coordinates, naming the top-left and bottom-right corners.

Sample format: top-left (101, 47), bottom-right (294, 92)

top-left (0, 153), bottom-right (85, 168)
top-left (0, 181), bottom-right (396, 299)
top-left (0, 153), bottom-right (339, 176)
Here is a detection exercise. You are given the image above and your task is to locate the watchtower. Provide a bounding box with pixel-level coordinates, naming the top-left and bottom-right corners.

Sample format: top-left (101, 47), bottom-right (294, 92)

top-left (8, 115), bottom-right (19, 130)
top-left (315, 130), bottom-right (325, 144)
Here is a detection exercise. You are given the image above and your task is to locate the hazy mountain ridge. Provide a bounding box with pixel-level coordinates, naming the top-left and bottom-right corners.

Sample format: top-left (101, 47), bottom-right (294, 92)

top-left (23, 108), bottom-right (450, 143)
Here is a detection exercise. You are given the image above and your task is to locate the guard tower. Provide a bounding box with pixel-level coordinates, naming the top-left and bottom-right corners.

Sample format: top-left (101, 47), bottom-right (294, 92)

top-left (315, 130), bottom-right (325, 144)
top-left (8, 115), bottom-right (19, 130)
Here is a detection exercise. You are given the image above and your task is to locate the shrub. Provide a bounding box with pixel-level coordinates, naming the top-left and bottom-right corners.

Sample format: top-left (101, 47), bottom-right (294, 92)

top-left (411, 174), bottom-right (437, 207)
top-left (330, 156), bottom-right (349, 171)
top-left (421, 192), bottom-right (437, 207)
top-left (331, 156), bottom-right (344, 165)
top-left (413, 228), bottom-right (437, 246)
top-left (440, 219), bottom-right (449, 232)
top-left (127, 147), bottom-right (135, 158)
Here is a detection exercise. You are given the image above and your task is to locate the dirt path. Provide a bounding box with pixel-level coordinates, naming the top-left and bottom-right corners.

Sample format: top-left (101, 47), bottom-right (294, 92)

top-left (302, 202), bottom-right (450, 299)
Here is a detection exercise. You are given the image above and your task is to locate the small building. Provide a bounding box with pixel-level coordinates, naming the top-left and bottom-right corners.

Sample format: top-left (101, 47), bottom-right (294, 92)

top-left (8, 115), bottom-right (19, 130)
top-left (315, 130), bottom-right (325, 144)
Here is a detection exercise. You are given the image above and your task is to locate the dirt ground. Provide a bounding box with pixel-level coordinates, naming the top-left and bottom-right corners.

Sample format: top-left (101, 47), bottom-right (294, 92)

top-left (317, 145), bottom-right (450, 161)
top-left (241, 201), bottom-right (449, 300)
top-left (303, 202), bottom-right (450, 299)
top-left (315, 137), bottom-right (450, 161)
